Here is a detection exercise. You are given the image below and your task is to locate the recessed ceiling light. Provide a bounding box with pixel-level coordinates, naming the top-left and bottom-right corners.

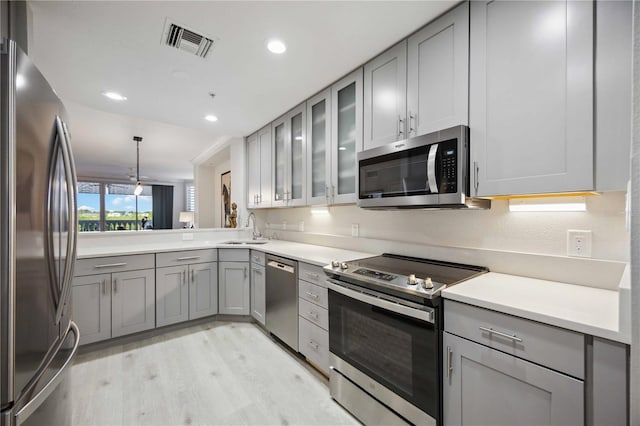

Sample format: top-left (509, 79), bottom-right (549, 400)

top-left (15, 74), bottom-right (25, 89)
top-left (102, 91), bottom-right (127, 101)
top-left (204, 115), bottom-right (218, 122)
top-left (267, 39), bottom-right (286, 54)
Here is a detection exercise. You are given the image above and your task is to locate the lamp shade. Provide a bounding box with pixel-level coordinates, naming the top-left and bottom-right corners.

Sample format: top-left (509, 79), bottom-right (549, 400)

top-left (179, 211), bottom-right (194, 223)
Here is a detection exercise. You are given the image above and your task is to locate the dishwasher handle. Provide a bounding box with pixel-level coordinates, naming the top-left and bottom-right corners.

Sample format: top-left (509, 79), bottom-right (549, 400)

top-left (267, 260), bottom-right (295, 274)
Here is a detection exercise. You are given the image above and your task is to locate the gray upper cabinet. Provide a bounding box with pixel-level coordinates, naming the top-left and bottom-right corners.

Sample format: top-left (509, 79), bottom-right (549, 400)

top-left (407, 1), bottom-right (469, 137)
top-left (363, 40), bottom-right (407, 150)
top-left (443, 332), bottom-right (584, 426)
top-left (306, 89), bottom-right (332, 205)
top-left (247, 125), bottom-right (273, 209)
top-left (470, 0), bottom-right (594, 197)
top-left (246, 132), bottom-right (260, 209)
top-left (331, 68), bottom-right (363, 204)
top-left (272, 103), bottom-right (307, 207)
top-left (111, 268), bottom-right (156, 338)
top-left (595, 0), bottom-right (632, 191)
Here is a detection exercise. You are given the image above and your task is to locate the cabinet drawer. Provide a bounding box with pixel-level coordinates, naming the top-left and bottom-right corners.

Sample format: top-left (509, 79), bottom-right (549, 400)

top-left (299, 280), bottom-right (328, 309)
top-left (75, 254), bottom-right (155, 276)
top-left (299, 298), bottom-right (328, 331)
top-left (299, 316), bottom-right (329, 375)
top-left (445, 300), bottom-right (585, 379)
top-left (250, 250), bottom-right (265, 266)
top-left (299, 262), bottom-right (326, 287)
top-left (156, 249), bottom-right (217, 267)
top-left (219, 248), bottom-right (250, 262)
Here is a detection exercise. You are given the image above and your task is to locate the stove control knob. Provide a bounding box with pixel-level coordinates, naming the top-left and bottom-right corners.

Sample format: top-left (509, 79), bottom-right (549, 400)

top-left (331, 260), bottom-right (340, 268)
top-left (407, 274), bottom-right (418, 285)
top-left (422, 277), bottom-right (434, 290)
top-left (340, 262), bottom-right (349, 270)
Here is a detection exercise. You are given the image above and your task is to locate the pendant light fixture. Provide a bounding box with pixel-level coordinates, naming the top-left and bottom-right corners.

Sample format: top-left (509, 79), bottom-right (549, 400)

top-left (133, 136), bottom-right (143, 195)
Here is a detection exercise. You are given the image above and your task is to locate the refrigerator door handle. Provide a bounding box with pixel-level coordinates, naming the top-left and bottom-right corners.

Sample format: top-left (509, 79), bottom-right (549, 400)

top-left (14, 321), bottom-right (80, 425)
top-left (54, 117), bottom-right (78, 324)
top-left (43, 121), bottom-right (62, 313)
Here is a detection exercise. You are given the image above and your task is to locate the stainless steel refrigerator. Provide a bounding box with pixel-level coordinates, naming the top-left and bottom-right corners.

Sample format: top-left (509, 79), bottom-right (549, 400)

top-left (0, 38), bottom-right (79, 426)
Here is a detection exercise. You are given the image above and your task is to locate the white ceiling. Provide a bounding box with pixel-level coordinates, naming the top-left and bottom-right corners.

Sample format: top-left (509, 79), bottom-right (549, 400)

top-left (27, 0), bottom-right (457, 181)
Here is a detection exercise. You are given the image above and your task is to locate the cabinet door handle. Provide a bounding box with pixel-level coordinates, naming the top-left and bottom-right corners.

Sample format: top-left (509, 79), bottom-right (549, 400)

top-left (95, 262), bottom-right (127, 269)
top-left (397, 115), bottom-right (404, 138)
top-left (102, 279), bottom-right (107, 295)
top-left (191, 269), bottom-right (195, 283)
top-left (474, 161), bottom-right (479, 195)
top-left (244, 267), bottom-right (248, 279)
top-left (305, 291), bottom-right (319, 300)
top-left (308, 340), bottom-right (319, 350)
top-left (331, 185), bottom-right (336, 203)
top-left (177, 256), bottom-right (200, 261)
top-left (181, 270), bottom-right (185, 285)
top-left (447, 346), bottom-right (453, 382)
top-left (479, 326), bottom-right (523, 343)
top-left (408, 111), bottom-right (415, 136)
top-left (113, 278), bottom-right (118, 294)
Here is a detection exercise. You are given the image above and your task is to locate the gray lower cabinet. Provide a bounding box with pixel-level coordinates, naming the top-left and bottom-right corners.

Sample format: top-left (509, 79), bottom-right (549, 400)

top-left (111, 268), bottom-right (156, 338)
top-left (71, 273), bottom-right (111, 345)
top-left (156, 249), bottom-right (218, 325)
top-left (250, 263), bottom-right (266, 325)
top-left (72, 254), bottom-right (156, 345)
top-left (156, 265), bottom-right (189, 327)
top-left (219, 261), bottom-right (250, 315)
top-left (297, 262), bottom-right (329, 375)
top-left (443, 332), bottom-right (584, 426)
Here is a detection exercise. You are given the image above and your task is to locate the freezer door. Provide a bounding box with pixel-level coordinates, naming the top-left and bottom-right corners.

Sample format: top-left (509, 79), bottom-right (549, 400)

top-left (13, 321), bottom-right (79, 426)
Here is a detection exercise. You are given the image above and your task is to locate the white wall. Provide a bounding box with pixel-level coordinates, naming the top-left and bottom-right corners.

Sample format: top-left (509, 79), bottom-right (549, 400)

top-left (195, 164), bottom-right (216, 228)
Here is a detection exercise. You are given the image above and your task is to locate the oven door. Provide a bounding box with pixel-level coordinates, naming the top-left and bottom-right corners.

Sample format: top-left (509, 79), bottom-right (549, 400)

top-left (328, 281), bottom-right (440, 423)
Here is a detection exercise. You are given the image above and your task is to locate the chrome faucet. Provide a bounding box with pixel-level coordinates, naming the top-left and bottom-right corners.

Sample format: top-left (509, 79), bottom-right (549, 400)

top-left (246, 212), bottom-right (260, 240)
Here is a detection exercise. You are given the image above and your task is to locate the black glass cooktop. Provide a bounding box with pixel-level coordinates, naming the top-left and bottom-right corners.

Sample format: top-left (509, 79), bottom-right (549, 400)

top-left (347, 253), bottom-right (487, 285)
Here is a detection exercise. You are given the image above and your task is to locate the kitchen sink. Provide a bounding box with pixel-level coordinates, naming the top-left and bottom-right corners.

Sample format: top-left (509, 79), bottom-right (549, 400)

top-left (221, 240), bottom-right (268, 245)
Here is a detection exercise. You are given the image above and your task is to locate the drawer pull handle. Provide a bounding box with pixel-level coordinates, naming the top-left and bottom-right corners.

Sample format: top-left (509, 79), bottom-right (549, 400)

top-left (253, 256), bottom-right (261, 263)
top-left (308, 340), bottom-right (319, 350)
top-left (479, 326), bottom-right (523, 343)
top-left (95, 262), bottom-right (127, 268)
top-left (305, 272), bottom-right (319, 280)
top-left (304, 291), bottom-right (319, 300)
top-left (308, 311), bottom-right (319, 319)
top-left (177, 256), bottom-right (200, 261)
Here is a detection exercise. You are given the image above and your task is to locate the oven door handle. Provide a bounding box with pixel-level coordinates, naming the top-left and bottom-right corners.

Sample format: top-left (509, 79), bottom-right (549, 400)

top-left (328, 282), bottom-right (435, 324)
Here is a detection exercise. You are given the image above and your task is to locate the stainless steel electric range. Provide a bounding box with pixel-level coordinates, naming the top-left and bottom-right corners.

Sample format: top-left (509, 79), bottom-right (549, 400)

top-left (324, 253), bottom-right (487, 425)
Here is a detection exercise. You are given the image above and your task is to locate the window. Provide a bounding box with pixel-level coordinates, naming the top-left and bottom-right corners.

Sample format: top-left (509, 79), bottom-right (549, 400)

top-left (78, 181), bottom-right (153, 232)
top-left (186, 184), bottom-right (196, 212)
top-left (77, 182), bottom-right (102, 232)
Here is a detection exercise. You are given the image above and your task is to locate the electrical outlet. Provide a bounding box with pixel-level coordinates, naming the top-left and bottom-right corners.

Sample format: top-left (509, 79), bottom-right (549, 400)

top-left (567, 230), bottom-right (592, 257)
top-left (282, 220), bottom-right (287, 231)
top-left (351, 223), bottom-right (359, 237)
top-left (299, 221), bottom-right (305, 232)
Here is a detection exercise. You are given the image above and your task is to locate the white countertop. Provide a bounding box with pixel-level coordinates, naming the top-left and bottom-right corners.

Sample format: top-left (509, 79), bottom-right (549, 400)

top-left (77, 239), bottom-right (373, 268)
top-left (442, 272), bottom-right (629, 344)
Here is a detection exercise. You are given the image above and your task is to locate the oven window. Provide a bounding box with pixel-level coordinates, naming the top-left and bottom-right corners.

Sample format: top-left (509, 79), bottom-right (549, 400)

top-left (343, 309), bottom-right (413, 395)
top-left (329, 289), bottom-right (439, 419)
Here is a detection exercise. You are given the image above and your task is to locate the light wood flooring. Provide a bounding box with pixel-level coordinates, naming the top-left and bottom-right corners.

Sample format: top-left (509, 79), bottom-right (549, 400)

top-left (70, 321), bottom-right (359, 426)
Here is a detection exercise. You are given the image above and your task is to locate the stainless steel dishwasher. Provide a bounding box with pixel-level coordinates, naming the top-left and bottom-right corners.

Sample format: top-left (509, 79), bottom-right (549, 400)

top-left (266, 255), bottom-right (298, 351)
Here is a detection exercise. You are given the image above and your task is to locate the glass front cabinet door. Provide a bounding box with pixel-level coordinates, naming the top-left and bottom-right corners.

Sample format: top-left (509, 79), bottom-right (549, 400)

top-left (306, 88), bottom-right (332, 205)
top-left (271, 103), bottom-right (307, 207)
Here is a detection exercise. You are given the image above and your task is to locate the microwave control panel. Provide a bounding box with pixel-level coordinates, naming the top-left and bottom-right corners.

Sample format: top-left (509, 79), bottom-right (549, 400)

top-left (438, 139), bottom-right (457, 193)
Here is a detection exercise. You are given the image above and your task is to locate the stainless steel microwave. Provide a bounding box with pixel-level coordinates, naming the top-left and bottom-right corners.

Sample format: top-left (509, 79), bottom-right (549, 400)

top-left (357, 125), bottom-right (490, 209)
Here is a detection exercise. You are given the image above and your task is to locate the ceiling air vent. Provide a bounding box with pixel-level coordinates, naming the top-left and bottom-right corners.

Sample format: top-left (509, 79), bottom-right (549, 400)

top-left (162, 20), bottom-right (215, 59)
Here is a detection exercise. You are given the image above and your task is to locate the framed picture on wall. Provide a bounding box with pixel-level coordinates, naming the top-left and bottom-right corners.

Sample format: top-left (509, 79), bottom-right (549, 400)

top-left (221, 171), bottom-right (231, 227)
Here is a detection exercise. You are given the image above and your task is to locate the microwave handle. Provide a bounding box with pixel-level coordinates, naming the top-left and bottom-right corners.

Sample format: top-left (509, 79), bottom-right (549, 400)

top-left (427, 144), bottom-right (439, 193)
